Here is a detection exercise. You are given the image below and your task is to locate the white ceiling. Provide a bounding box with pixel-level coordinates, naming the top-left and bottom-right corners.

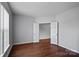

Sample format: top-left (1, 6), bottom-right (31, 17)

top-left (9, 2), bottom-right (79, 17)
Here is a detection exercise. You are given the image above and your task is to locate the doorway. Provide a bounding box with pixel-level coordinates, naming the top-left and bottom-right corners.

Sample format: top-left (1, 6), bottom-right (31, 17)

top-left (39, 23), bottom-right (50, 43)
top-left (33, 21), bottom-right (58, 45)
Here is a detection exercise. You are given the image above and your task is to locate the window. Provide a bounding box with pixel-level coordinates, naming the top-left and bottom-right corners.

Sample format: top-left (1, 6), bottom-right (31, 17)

top-left (3, 6), bottom-right (9, 53)
top-left (0, 4), bottom-right (9, 56)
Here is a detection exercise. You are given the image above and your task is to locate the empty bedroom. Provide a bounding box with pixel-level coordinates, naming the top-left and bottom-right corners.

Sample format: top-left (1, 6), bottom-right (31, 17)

top-left (0, 1), bottom-right (79, 57)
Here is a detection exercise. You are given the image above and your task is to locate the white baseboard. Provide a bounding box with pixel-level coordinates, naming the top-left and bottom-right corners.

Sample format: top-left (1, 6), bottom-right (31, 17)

top-left (59, 44), bottom-right (79, 54)
top-left (14, 41), bottom-right (37, 45)
top-left (40, 37), bottom-right (50, 40)
top-left (0, 43), bottom-right (13, 57)
top-left (33, 41), bottom-right (39, 43)
top-left (69, 49), bottom-right (79, 54)
top-left (0, 45), bottom-right (10, 57)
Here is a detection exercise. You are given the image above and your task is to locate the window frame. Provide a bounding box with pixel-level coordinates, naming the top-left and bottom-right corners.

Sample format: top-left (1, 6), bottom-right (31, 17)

top-left (0, 4), bottom-right (9, 56)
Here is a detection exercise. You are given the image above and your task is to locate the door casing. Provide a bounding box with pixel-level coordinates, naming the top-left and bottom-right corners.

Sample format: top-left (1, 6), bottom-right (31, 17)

top-left (33, 21), bottom-right (58, 45)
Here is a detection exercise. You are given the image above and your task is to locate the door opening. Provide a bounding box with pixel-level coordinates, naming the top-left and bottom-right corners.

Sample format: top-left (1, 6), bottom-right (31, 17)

top-left (39, 23), bottom-right (50, 43)
top-left (33, 21), bottom-right (58, 45)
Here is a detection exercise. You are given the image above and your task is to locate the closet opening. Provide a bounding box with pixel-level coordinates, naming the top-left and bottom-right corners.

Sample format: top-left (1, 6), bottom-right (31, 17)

top-left (33, 21), bottom-right (58, 45)
top-left (39, 23), bottom-right (50, 43)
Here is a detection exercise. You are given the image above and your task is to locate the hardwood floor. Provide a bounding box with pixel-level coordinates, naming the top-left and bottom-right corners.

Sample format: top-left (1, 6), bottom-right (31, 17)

top-left (9, 39), bottom-right (79, 57)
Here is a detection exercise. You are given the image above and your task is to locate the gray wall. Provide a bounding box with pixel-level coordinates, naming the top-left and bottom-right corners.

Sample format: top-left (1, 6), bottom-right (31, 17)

top-left (13, 4), bottom-right (79, 53)
top-left (55, 7), bottom-right (79, 53)
top-left (39, 23), bottom-right (50, 39)
top-left (14, 15), bottom-right (34, 44)
top-left (1, 2), bottom-right (13, 57)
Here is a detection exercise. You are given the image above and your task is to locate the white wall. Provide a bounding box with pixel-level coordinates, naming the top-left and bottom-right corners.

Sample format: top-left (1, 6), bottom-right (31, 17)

top-left (35, 17), bottom-right (54, 23)
top-left (13, 16), bottom-right (57, 44)
top-left (13, 16), bottom-right (54, 44)
top-left (14, 15), bottom-right (34, 44)
top-left (39, 23), bottom-right (50, 39)
top-left (55, 7), bottom-right (79, 53)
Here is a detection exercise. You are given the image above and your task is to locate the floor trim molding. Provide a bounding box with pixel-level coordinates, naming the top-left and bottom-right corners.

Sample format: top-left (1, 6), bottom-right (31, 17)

top-left (14, 41), bottom-right (40, 45)
top-left (2, 43), bottom-right (13, 57)
top-left (59, 44), bottom-right (79, 54)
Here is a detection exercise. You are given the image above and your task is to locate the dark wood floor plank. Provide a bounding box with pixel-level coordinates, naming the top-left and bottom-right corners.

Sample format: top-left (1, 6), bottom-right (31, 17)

top-left (8, 39), bottom-right (79, 57)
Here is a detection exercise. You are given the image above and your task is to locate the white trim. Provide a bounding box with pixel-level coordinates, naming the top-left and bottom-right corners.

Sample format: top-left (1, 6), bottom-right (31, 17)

top-left (69, 49), bottom-right (79, 54)
top-left (5, 44), bottom-right (13, 57)
top-left (14, 41), bottom-right (40, 45)
top-left (0, 43), bottom-right (13, 57)
top-left (0, 44), bottom-right (10, 57)
top-left (4, 45), bottom-right (10, 54)
top-left (40, 37), bottom-right (50, 40)
top-left (33, 22), bottom-right (39, 43)
top-left (33, 40), bottom-right (39, 43)
top-left (14, 41), bottom-right (34, 45)
top-left (59, 44), bottom-right (79, 54)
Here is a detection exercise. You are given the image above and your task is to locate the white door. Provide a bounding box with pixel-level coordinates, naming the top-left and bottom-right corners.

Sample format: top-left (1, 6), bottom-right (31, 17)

top-left (51, 22), bottom-right (58, 45)
top-left (33, 22), bottom-right (39, 43)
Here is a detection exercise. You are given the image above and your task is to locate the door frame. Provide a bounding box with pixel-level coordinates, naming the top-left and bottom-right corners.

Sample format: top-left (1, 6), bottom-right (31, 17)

top-left (33, 21), bottom-right (59, 45)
